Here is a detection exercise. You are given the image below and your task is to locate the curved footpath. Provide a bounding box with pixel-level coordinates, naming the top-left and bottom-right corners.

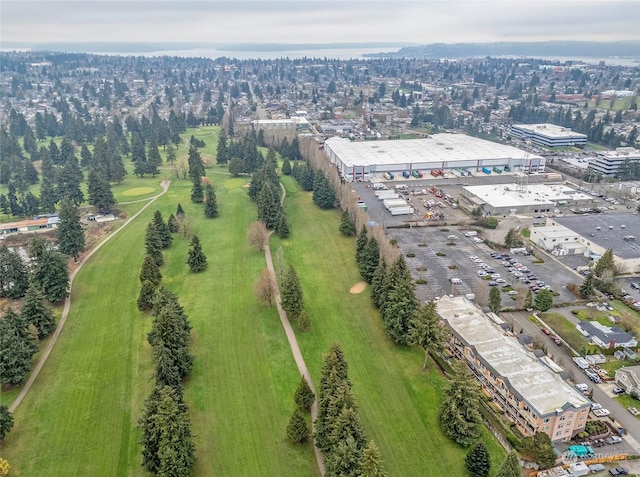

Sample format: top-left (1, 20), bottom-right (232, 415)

top-left (264, 184), bottom-right (325, 476)
top-left (9, 180), bottom-right (171, 413)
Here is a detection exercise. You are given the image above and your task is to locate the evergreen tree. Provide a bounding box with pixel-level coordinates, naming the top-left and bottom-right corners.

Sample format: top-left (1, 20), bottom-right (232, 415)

top-left (370, 258), bottom-right (387, 309)
top-left (57, 197), bottom-right (85, 261)
top-left (39, 152), bottom-right (57, 212)
top-left (312, 171), bottom-right (336, 209)
top-left (579, 273), bottom-right (595, 299)
top-left (139, 385), bottom-right (195, 476)
top-left (524, 289), bottom-right (533, 310)
top-left (286, 408), bottom-right (309, 443)
top-left (0, 309), bottom-right (38, 386)
top-left (204, 184), bottom-right (218, 218)
top-left (140, 254), bottom-right (162, 286)
top-left (534, 289), bottom-right (553, 312)
top-left (339, 209), bottom-right (356, 236)
top-left (166, 142), bottom-right (177, 164)
top-left (145, 221), bottom-right (164, 266)
top-left (495, 451), bottom-right (521, 477)
top-left (187, 144), bottom-right (205, 182)
top-left (294, 375), bottom-right (315, 411)
top-left (465, 441), bottom-right (491, 477)
top-left (87, 168), bottom-right (116, 213)
top-left (153, 343), bottom-right (181, 389)
top-left (138, 280), bottom-right (157, 312)
top-left (31, 247), bottom-right (69, 302)
top-left (504, 228), bottom-right (523, 248)
top-left (152, 210), bottom-right (172, 248)
top-left (176, 203), bottom-right (185, 217)
top-left (228, 157), bottom-right (244, 176)
top-left (594, 248), bottom-right (615, 277)
top-left (275, 210), bottom-right (290, 239)
top-left (146, 139), bottom-right (162, 176)
top-left (324, 434), bottom-right (363, 477)
top-left (21, 284), bottom-right (57, 338)
top-left (190, 176), bottom-right (203, 203)
top-left (256, 183), bottom-right (280, 229)
top-left (360, 441), bottom-right (387, 477)
top-left (186, 235), bottom-right (207, 272)
top-left (489, 286), bottom-right (502, 314)
top-left (132, 132), bottom-right (147, 177)
top-left (438, 361), bottom-right (482, 446)
top-left (0, 404), bottom-right (14, 441)
top-left (281, 265), bottom-right (304, 320)
top-left (359, 237), bottom-right (380, 283)
top-left (167, 213), bottom-right (179, 233)
top-left (56, 157), bottom-right (84, 206)
top-left (355, 226), bottom-right (368, 268)
top-left (0, 245), bottom-right (29, 299)
top-left (521, 432), bottom-right (556, 469)
top-left (409, 301), bottom-right (449, 371)
top-left (216, 129), bottom-right (228, 165)
top-left (282, 158), bottom-right (292, 175)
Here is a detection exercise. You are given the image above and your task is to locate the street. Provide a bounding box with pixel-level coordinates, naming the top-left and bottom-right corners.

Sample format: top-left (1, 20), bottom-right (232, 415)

top-left (504, 310), bottom-right (640, 451)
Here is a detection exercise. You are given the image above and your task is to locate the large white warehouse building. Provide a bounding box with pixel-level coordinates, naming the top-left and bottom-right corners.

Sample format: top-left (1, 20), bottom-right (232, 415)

top-left (324, 134), bottom-right (546, 182)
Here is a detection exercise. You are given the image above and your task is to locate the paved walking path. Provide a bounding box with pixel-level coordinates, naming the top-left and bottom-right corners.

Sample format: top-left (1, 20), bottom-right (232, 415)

top-left (9, 180), bottom-right (171, 413)
top-left (263, 183), bottom-right (325, 476)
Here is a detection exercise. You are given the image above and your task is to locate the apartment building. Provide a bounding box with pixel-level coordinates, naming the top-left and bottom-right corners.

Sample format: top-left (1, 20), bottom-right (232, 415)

top-left (437, 296), bottom-right (591, 442)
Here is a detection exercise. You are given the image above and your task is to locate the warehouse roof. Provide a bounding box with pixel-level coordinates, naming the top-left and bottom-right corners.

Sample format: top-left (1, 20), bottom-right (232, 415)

top-left (512, 123), bottom-right (588, 139)
top-left (325, 134), bottom-right (543, 168)
top-left (552, 213), bottom-right (640, 260)
top-left (437, 296), bottom-right (590, 416)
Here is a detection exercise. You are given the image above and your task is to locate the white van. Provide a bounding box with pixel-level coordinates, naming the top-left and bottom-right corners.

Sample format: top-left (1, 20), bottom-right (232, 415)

top-left (464, 231), bottom-right (478, 237)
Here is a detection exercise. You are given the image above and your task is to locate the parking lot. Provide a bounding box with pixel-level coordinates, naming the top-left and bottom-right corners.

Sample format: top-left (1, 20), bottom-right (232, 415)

top-left (390, 226), bottom-right (581, 305)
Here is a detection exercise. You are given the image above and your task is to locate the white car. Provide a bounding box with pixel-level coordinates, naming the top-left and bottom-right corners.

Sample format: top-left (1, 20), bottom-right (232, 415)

top-left (450, 278), bottom-right (463, 284)
top-left (507, 290), bottom-right (518, 296)
top-left (490, 274), bottom-right (501, 279)
top-left (495, 278), bottom-right (506, 284)
top-left (473, 237), bottom-right (484, 243)
top-left (592, 408), bottom-right (610, 417)
top-left (477, 271), bottom-right (488, 277)
top-left (469, 255), bottom-right (478, 260)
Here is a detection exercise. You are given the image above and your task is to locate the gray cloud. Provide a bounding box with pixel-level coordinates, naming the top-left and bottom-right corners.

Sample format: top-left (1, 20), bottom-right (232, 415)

top-left (1, 0), bottom-right (638, 46)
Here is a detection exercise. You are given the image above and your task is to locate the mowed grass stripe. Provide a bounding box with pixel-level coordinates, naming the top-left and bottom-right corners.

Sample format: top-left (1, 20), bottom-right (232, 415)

top-left (274, 175), bottom-right (506, 476)
top-left (2, 201), bottom-right (155, 476)
top-left (162, 181), bottom-right (317, 476)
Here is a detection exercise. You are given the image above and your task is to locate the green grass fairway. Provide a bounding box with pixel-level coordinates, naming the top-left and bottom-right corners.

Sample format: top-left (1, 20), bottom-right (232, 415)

top-left (272, 175), bottom-right (506, 475)
top-left (2, 170), bottom-right (316, 475)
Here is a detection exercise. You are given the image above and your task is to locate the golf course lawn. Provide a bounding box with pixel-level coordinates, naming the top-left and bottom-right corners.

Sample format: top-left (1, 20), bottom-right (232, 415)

top-left (2, 173), bottom-right (317, 476)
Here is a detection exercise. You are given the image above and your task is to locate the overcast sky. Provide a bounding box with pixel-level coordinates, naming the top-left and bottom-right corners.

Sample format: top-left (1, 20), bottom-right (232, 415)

top-left (1, 0), bottom-right (638, 47)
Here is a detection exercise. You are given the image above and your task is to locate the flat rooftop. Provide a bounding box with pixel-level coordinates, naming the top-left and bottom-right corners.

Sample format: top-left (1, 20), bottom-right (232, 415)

top-left (437, 296), bottom-right (590, 416)
top-left (512, 123), bottom-right (587, 139)
top-left (463, 183), bottom-right (592, 209)
top-left (552, 213), bottom-right (640, 260)
top-left (533, 225), bottom-right (576, 238)
top-left (325, 134), bottom-right (544, 168)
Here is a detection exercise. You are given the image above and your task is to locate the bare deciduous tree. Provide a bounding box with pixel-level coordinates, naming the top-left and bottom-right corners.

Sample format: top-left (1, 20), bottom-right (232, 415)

top-left (172, 158), bottom-right (189, 180)
top-left (248, 221), bottom-right (269, 252)
top-left (254, 268), bottom-right (275, 307)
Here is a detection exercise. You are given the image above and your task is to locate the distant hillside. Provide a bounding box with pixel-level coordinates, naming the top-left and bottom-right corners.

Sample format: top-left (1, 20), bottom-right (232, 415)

top-left (365, 41), bottom-right (640, 60)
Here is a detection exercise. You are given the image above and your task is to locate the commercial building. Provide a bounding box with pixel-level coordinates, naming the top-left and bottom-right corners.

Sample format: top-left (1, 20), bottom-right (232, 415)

top-left (510, 124), bottom-right (587, 148)
top-left (437, 296), bottom-right (591, 442)
top-left (251, 116), bottom-right (310, 131)
top-left (587, 147), bottom-right (640, 178)
top-left (0, 215), bottom-right (59, 236)
top-left (323, 134), bottom-right (546, 182)
top-left (548, 214), bottom-right (640, 273)
top-left (530, 224), bottom-right (586, 255)
top-left (460, 183), bottom-right (595, 216)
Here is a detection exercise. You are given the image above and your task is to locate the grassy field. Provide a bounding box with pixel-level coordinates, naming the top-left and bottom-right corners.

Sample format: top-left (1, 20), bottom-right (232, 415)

top-left (1, 127), bottom-right (317, 476)
top-left (272, 174), bottom-right (506, 476)
top-left (538, 312), bottom-right (598, 354)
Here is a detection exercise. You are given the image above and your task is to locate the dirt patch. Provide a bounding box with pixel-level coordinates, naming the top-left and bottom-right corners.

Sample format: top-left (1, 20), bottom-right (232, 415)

top-left (349, 282), bottom-right (367, 294)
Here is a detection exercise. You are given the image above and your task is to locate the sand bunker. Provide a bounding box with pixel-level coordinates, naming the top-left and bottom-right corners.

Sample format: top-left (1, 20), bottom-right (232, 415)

top-left (349, 282), bottom-right (367, 294)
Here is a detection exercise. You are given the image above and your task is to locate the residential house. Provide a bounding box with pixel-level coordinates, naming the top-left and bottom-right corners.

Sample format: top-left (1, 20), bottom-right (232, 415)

top-left (576, 321), bottom-right (638, 349)
top-left (615, 366), bottom-right (640, 396)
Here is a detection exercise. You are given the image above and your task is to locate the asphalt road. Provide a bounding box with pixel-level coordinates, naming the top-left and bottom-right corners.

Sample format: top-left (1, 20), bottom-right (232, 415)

top-left (504, 310), bottom-right (640, 450)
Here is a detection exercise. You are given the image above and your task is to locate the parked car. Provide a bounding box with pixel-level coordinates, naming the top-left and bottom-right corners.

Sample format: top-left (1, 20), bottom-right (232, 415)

top-left (489, 281), bottom-right (498, 286)
top-left (541, 328), bottom-right (551, 335)
top-left (628, 406), bottom-right (640, 416)
top-left (609, 466), bottom-right (628, 476)
top-left (551, 336), bottom-right (561, 345)
top-left (507, 290), bottom-right (518, 296)
top-left (613, 387), bottom-right (625, 395)
top-left (593, 408), bottom-right (610, 417)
